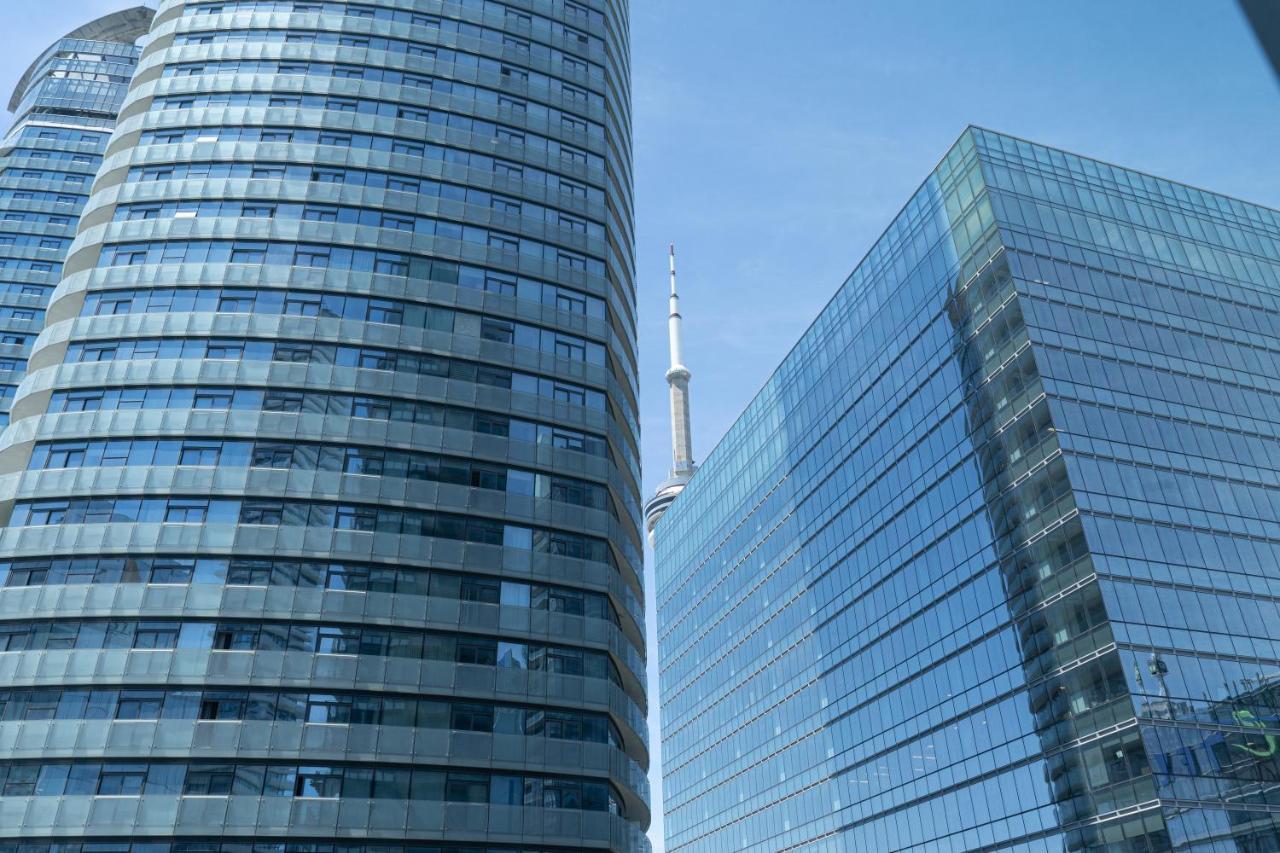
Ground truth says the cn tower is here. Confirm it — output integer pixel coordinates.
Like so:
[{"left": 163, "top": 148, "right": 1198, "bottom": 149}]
[{"left": 645, "top": 245, "right": 697, "bottom": 546}]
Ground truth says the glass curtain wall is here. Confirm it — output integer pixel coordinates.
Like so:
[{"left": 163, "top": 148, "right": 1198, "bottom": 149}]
[{"left": 0, "top": 1, "right": 647, "bottom": 851}]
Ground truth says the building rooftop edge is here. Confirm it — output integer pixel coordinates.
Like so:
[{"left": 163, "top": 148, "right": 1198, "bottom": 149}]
[
  {"left": 670, "top": 125, "right": 1280, "bottom": 516},
  {"left": 8, "top": 6, "right": 155, "bottom": 113}
]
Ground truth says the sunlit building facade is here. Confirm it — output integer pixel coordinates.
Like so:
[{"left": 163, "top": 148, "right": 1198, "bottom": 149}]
[
  {"left": 0, "top": 1, "right": 647, "bottom": 851},
  {"left": 655, "top": 127, "right": 1280, "bottom": 851},
  {"left": 0, "top": 7, "right": 153, "bottom": 427}
]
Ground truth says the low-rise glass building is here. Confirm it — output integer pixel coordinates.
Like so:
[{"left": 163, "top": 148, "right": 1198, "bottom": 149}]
[{"left": 654, "top": 127, "right": 1280, "bottom": 852}]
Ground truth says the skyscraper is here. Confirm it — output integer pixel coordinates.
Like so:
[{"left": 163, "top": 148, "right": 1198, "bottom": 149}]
[
  {"left": 0, "top": 2, "right": 647, "bottom": 852},
  {"left": 1239, "top": 0, "right": 1280, "bottom": 80},
  {"left": 654, "top": 127, "right": 1280, "bottom": 851},
  {"left": 0, "top": 7, "right": 153, "bottom": 427}
]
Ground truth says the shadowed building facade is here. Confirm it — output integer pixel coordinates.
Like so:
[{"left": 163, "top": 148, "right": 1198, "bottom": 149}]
[
  {"left": 0, "top": 1, "right": 648, "bottom": 851},
  {"left": 654, "top": 128, "right": 1280, "bottom": 851},
  {"left": 0, "top": 7, "right": 153, "bottom": 428}
]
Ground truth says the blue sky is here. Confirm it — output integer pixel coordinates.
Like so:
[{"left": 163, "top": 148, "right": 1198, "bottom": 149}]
[{"left": 4, "top": 2, "right": 1278, "bottom": 850}]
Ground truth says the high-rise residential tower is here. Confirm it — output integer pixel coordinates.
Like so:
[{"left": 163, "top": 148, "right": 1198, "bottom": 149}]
[
  {"left": 0, "top": 2, "right": 647, "bottom": 852},
  {"left": 654, "top": 128, "right": 1280, "bottom": 851},
  {"left": 0, "top": 7, "right": 154, "bottom": 427},
  {"left": 1239, "top": 0, "right": 1280, "bottom": 80}
]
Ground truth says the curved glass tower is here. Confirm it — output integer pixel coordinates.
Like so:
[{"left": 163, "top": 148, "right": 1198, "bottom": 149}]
[
  {"left": 0, "top": 1, "right": 647, "bottom": 852},
  {"left": 0, "top": 7, "right": 153, "bottom": 428}
]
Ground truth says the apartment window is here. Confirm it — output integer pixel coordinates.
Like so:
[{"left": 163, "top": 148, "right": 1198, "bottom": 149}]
[
  {"left": 134, "top": 623, "right": 180, "bottom": 649},
  {"left": 178, "top": 444, "right": 221, "bottom": 466},
  {"left": 397, "top": 108, "right": 429, "bottom": 122},
  {"left": 117, "top": 691, "right": 165, "bottom": 720},
  {"left": 480, "top": 319, "right": 515, "bottom": 344},
  {"left": 553, "top": 385, "right": 586, "bottom": 406},
  {"left": 97, "top": 766, "right": 147, "bottom": 796},
  {"left": 229, "top": 245, "right": 266, "bottom": 264},
  {"left": 0, "top": 766, "right": 37, "bottom": 797},
  {"left": 205, "top": 340, "right": 244, "bottom": 359},
  {"left": 197, "top": 692, "right": 246, "bottom": 720},
  {"left": 554, "top": 338, "right": 586, "bottom": 361},
  {"left": 63, "top": 391, "right": 104, "bottom": 412},
  {"left": 336, "top": 507, "right": 377, "bottom": 531},
  {"left": 240, "top": 503, "right": 284, "bottom": 525},
  {"left": 391, "top": 142, "right": 423, "bottom": 156},
  {"left": 274, "top": 344, "right": 312, "bottom": 364},
  {"left": 184, "top": 765, "right": 235, "bottom": 795},
  {"left": 296, "top": 249, "right": 330, "bottom": 268},
  {"left": 150, "top": 560, "right": 195, "bottom": 583},
  {"left": 213, "top": 625, "right": 258, "bottom": 651},
  {"left": 193, "top": 390, "right": 234, "bottom": 409},
  {"left": 218, "top": 292, "right": 255, "bottom": 312},
  {"left": 263, "top": 391, "right": 304, "bottom": 413},
  {"left": 100, "top": 443, "right": 131, "bottom": 467},
  {"left": 295, "top": 767, "right": 342, "bottom": 798},
  {"left": 488, "top": 234, "right": 519, "bottom": 253},
  {"left": 379, "top": 214, "right": 413, "bottom": 232},
  {"left": 252, "top": 445, "right": 295, "bottom": 468},
  {"left": 285, "top": 296, "right": 322, "bottom": 316},
  {"left": 165, "top": 502, "right": 208, "bottom": 524},
  {"left": 492, "top": 197, "right": 521, "bottom": 215},
  {"left": 366, "top": 300, "right": 402, "bottom": 323},
  {"left": 562, "top": 146, "right": 589, "bottom": 169},
  {"left": 344, "top": 450, "right": 383, "bottom": 477},
  {"left": 456, "top": 640, "right": 496, "bottom": 666},
  {"left": 556, "top": 292, "right": 587, "bottom": 314},
  {"left": 46, "top": 443, "right": 87, "bottom": 468}
]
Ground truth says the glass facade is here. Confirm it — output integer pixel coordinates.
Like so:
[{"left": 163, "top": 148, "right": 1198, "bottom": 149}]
[
  {"left": 0, "top": 1, "right": 646, "bottom": 851},
  {"left": 654, "top": 127, "right": 1280, "bottom": 852},
  {"left": 0, "top": 7, "right": 153, "bottom": 427}
]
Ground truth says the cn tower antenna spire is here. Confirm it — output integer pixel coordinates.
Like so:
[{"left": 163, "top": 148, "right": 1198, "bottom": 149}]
[
  {"left": 646, "top": 243, "right": 697, "bottom": 547},
  {"left": 666, "top": 243, "right": 694, "bottom": 476}
]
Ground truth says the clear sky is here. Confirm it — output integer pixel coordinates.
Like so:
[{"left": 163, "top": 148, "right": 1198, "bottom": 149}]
[{"left": 4, "top": 2, "right": 1278, "bottom": 850}]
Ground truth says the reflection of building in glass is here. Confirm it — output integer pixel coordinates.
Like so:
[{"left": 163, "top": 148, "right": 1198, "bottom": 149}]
[
  {"left": 0, "top": 7, "right": 153, "bottom": 427},
  {"left": 0, "top": 1, "right": 648, "bottom": 851},
  {"left": 1146, "top": 669, "right": 1280, "bottom": 848},
  {"left": 653, "top": 127, "right": 1280, "bottom": 851}
]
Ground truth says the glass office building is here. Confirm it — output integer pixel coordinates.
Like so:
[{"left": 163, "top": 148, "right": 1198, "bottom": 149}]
[
  {"left": 0, "top": 1, "right": 647, "bottom": 852},
  {"left": 654, "top": 127, "right": 1280, "bottom": 852},
  {"left": 0, "top": 7, "right": 153, "bottom": 428}
]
